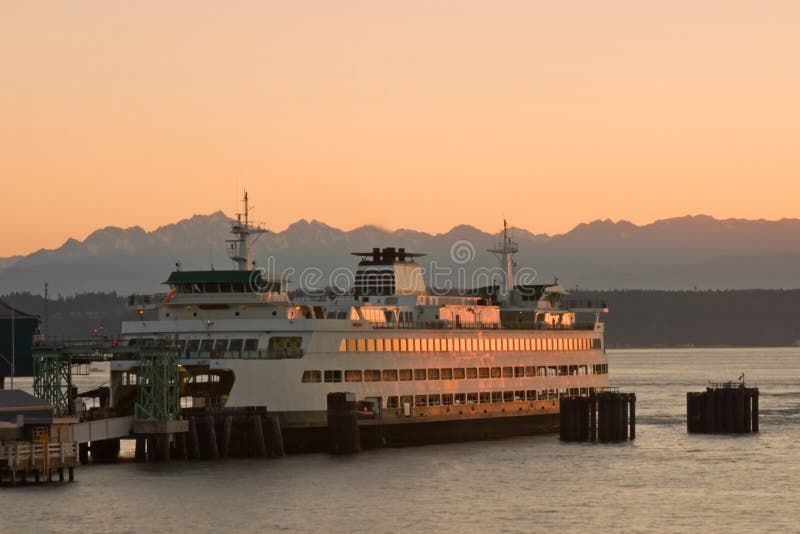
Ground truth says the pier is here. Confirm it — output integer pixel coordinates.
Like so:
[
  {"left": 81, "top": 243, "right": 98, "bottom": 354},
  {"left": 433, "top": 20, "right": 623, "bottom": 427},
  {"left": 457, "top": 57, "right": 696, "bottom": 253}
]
[
  {"left": 559, "top": 390, "right": 636, "bottom": 443},
  {"left": 686, "top": 382, "right": 759, "bottom": 434}
]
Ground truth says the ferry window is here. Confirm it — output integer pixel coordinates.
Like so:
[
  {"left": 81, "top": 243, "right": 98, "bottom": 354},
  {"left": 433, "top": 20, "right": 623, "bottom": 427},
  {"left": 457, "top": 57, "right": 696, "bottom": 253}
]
[
  {"left": 459, "top": 339, "right": 467, "bottom": 351},
  {"left": 513, "top": 339, "right": 520, "bottom": 351},
  {"left": 538, "top": 390, "right": 548, "bottom": 400},
  {"left": 302, "top": 370, "right": 322, "bottom": 383},
  {"left": 492, "top": 391, "right": 503, "bottom": 403},
  {"left": 490, "top": 367, "right": 501, "bottom": 378},
  {"left": 526, "top": 390, "right": 537, "bottom": 401},
  {"left": 392, "top": 339, "right": 400, "bottom": 351},
  {"left": 525, "top": 366, "right": 536, "bottom": 377},
  {"left": 559, "top": 389, "right": 569, "bottom": 399},
  {"left": 490, "top": 339, "right": 497, "bottom": 351},
  {"left": 434, "top": 339, "right": 442, "bottom": 352},
  {"left": 447, "top": 339, "right": 455, "bottom": 351},
  {"left": 367, "top": 339, "right": 376, "bottom": 352},
  {"left": 580, "top": 387, "right": 589, "bottom": 397},
  {"left": 473, "top": 339, "right": 480, "bottom": 351},
  {"left": 569, "top": 365, "right": 578, "bottom": 375},
  {"left": 454, "top": 393, "right": 466, "bottom": 404},
  {"left": 399, "top": 369, "right": 413, "bottom": 381},
  {"left": 453, "top": 368, "right": 465, "bottom": 380},
  {"left": 414, "top": 369, "right": 427, "bottom": 380},
  {"left": 440, "top": 368, "right": 453, "bottom": 380},
  {"left": 466, "top": 368, "right": 478, "bottom": 379},
  {"left": 347, "top": 339, "right": 357, "bottom": 352},
  {"left": 415, "top": 395, "right": 428, "bottom": 407},
  {"left": 579, "top": 365, "right": 588, "bottom": 375},
  {"left": 187, "top": 339, "right": 201, "bottom": 353},
  {"left": 382, "top": 369, "right": 398, "bottom": 381},
  {"left": 514, "top": 391, "right": 524, "bottom": 401},
  {"left": 503, "top": 391, "right": 514, "bottom": 402},
  {"left": 420, "top": 339, "right": 428, "bottom": 352},
  {"left": 442, "top": 394, "right": 454, "bottom": 405},
  {"left": 427, "top": 368, "right": 440, "bottom": 380},
  {"left": 501, "top": 339, "right": 508, "bottom": 351},
  {"left": 536, "top": 366, "right": 546, "bottom": 376},
  {"left": 413, "top": 339, "right": 422, "bottom": 352},
  {"left": 200, "top": 339, "right": 214, "bottom": 353},
  {"left": 400, "top": 339, "right": 408, "bottom": 352},
  {"left": 345, "top": 370, "right": 362, "bottom": 382},
  {"left": 524, "top": 339, "right": 532, "bottom": 351},
  {"left": 375, "top": 339, "right": 384, "bottom": 352},
  {"left": 338, "top": 339, "right": 346, "bottom": 352},
  {"left": 559, "top": 365, "right": 568, "bottom": 376},
  {"left": 548, "top": 366, "right": 557, "bottom": 376},
  {"left": 593, "top": 339, "right": 602, "bottom": 349},
  {"left": 400, "top": 395, "right": 413, "bottom": 408},
  {"left": 357, "top": 338, "right": 367, "bottom": 352},
  {"left": 387, "top": 396, "right": 399, "bottom": 408},
  {"left": 467, "top": 393, "right": 478, "bottom": 404},
  {"left": 502, "top": 367, "right": 513, "bottom": 378},
  {"left": 514, "top": 366, "right": 524, "bottom": 378},
  {"left": 364, "top": 370, "right": 381, "bottom": 382},
  {"left": 536, "top": 339, "right": 543, "bottom": 351},
  {"left": 479, "top": 367, "right": 490, "bottom": 379},
  {"left": 213, "top": 339, "right": 228, "bottom": 353},
  {"left": 244, "top": 339, "right": 259, "bottom": 351},
  {"left": 324, "top": 370, "right": 342, "bottom": 383},
  {"left": 429, "top": 393, "right": 441, "bottom": 405},
  {"left": 479, "top": 392, "right": 491, "bottom": 404}
]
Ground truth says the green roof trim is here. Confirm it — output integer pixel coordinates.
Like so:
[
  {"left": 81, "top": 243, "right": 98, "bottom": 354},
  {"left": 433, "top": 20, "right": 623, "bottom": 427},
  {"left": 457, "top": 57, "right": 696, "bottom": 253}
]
[{"left": 164, "top": 270, "right": 284, "bottom": 285}]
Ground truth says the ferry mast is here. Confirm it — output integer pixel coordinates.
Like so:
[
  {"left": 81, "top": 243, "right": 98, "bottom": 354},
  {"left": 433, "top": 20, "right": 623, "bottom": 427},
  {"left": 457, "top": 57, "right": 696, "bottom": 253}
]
[
  {"left": 487, "top": 220, "right": 518, "bottom": 304},
  {"left": 226, "top": 192, "right": 267, "bottom": 271}
]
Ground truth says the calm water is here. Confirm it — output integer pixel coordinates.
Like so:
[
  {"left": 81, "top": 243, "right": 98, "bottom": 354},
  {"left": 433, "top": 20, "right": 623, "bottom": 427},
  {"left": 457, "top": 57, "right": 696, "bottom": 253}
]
[{"left": 3, "top": 348, "right": 799, "bottom": 533}]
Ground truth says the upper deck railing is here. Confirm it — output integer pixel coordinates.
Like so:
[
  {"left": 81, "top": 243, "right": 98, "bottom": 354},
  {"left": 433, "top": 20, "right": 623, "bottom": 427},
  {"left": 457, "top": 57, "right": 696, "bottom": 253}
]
[{"left": 370, "top": 321, "right": 598, "bottom": 331}]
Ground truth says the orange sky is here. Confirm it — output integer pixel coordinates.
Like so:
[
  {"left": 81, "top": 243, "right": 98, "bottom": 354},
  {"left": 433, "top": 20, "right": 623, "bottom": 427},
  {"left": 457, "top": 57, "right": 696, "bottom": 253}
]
[{"left": 1, "top": 1, "right": 799, "bottom": 257}]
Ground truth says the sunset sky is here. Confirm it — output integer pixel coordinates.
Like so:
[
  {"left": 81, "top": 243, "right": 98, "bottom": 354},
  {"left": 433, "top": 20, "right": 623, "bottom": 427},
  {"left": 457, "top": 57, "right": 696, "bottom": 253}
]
[{"left": 2, "top": 1, "right": 799, "bottom": 257}]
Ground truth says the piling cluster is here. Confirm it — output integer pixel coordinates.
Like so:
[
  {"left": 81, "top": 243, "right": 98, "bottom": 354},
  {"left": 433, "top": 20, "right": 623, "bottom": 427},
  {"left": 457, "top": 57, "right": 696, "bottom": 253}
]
[
  {"left": 560, "top": 391, "right": 636, "bottom": 443},
  {"left": 327, "top": 392, "right": 360, "bottom": 454},
  {"left": 687, "top": 383, "right": 759, "bottom": 434},
  {"left": 135, "top": 407, "right": 284, "bottom": 462}
]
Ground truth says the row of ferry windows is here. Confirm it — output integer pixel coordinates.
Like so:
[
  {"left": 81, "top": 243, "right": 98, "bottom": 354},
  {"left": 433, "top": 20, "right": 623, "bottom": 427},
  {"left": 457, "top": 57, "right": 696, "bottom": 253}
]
[
  {"left": 386, "top": 388, "right": 591, "bottom": 408},
  {"left": 338, "top": 337, "right": 601, "bottom": 353},
  {"left": 301, "top": 364, "right": 609, "bottom": 383}
]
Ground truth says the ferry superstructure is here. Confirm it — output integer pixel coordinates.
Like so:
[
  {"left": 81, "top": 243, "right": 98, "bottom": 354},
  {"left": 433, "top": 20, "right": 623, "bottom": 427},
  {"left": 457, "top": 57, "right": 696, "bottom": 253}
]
[{"left": 113, "top": 195, "right": 608, "bottom": 448}]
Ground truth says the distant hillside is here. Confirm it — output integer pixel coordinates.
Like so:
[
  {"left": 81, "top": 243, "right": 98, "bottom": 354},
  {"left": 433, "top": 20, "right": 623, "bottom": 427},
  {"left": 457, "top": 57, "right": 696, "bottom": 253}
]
[
  {"left": 3, "top": 290, "right": 800, "bottom": 348},
  {"left": 2, "top": 213, "right": 800, "bottom": 295}
]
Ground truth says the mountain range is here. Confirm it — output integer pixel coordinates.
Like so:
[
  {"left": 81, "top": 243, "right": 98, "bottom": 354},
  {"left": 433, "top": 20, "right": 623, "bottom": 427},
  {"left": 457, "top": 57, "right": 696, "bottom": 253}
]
[{"left": 1, "top": 213, "right": 800, "bottom": 295}]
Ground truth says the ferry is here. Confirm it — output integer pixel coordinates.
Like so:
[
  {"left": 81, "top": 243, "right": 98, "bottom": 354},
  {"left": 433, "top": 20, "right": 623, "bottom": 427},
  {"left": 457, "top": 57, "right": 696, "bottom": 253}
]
[{"left": 114, "top": 195, "right": 609, "bottom": 449}]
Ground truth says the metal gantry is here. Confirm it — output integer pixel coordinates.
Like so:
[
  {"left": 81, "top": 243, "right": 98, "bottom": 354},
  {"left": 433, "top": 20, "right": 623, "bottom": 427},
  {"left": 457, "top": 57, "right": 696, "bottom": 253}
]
[
  {"left": 134, "top": 347, "right": 180, "bottom": 421},
  {"left": 33, "top": 350, "right": 73, "bottom": 416}
]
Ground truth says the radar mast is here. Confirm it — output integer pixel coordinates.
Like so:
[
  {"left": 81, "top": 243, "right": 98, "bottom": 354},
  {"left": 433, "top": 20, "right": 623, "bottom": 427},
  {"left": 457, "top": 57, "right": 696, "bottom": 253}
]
[
  {"left": 487, "top": 220, "right": 518, "bottom": 304},
  {"left": 226, "top": 191, "right": 267, "bottom": 270}
]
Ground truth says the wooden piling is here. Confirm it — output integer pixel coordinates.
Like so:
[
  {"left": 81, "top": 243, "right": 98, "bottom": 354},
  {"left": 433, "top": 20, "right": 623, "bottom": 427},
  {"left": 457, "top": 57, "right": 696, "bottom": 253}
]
[
  {"left": 135, "top": 436, "right": 147, "bottom": 463},
  {"left": 751, "top": 390, "right": 759, "bottom": 432},
  {"left": 205, "top": 415, "right": 219, "bottom": 459},
  {"left": 589, "top": 395, "right": 597, "bottom": 442},
  {"left": 222, "top": 416, "right": 233, "bottom": 459},
  {"left": 188, "top": 416, "right": 201, "bottom": 459},
  {"left": 629, "top": 393, "right": 636, "bottom": 440},
  {"left": 252, "top": 416, "right": 267, "bottom": 457},
  {"left": 266, "top": 416, "right": 285, "bottom": 457}
]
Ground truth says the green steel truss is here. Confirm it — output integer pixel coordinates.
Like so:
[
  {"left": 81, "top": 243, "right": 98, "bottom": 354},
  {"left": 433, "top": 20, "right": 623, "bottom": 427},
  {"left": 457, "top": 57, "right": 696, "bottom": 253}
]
[
  {"left": 134, "top": 348, "right": 180, "bottom": 421},
  {"left": 33, "top": 351, "right": 73, "bottom": 416}
]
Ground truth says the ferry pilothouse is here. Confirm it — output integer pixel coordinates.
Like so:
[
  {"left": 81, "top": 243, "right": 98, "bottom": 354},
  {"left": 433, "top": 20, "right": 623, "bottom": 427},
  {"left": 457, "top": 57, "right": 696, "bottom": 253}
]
[{"left": 113, "top": 195, "right": 609, "bottom": 449}]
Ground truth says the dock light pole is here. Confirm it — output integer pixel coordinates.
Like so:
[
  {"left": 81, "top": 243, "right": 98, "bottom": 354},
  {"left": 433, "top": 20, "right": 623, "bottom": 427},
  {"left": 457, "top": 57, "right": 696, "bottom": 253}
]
[{"left": 10, "top": 305, "right": 15, "bottom": 389}]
